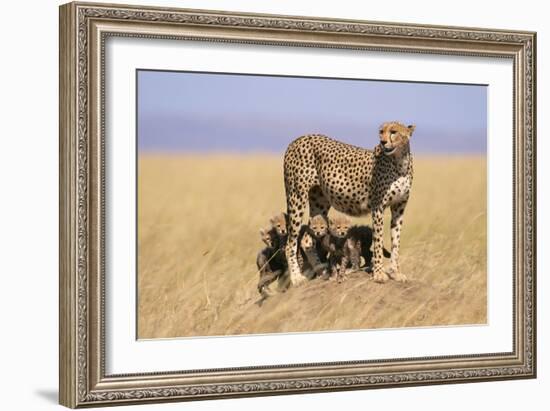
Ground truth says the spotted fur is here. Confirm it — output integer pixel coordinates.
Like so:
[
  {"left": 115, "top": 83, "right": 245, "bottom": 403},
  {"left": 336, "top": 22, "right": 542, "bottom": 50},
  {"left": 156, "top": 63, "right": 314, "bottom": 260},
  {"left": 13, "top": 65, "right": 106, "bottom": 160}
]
[{"left": 283, "top": 121, "right": 415, "bottom": 285}]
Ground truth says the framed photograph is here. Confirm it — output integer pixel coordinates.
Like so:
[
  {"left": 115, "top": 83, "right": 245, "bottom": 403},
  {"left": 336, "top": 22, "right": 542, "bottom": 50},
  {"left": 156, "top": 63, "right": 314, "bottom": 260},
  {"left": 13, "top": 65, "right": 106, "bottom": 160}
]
[{"left": 59, "top": 1, "right": 537, "bottom": 408}]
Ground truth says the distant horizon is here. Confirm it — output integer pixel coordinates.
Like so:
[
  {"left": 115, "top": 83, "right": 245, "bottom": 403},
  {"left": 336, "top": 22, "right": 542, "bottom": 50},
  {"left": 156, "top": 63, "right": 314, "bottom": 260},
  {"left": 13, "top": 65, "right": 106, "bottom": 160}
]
[
  {"left": 137, "top": 149, "right": 488, "bottom": 157},
  {"left": 137, "top": 70, "right": 487, "bottom": 154}
]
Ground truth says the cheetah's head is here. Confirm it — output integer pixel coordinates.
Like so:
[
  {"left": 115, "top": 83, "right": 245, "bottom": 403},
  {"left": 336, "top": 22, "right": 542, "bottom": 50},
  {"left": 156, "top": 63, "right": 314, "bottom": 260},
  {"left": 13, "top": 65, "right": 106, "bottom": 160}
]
[
  {"left": 378, "top": 122, "right": 416, "bottom": 157},
  {"left": 328, "top": 215, "right": 352, "bottom": 238},
  {"left": 270, "top": 212, "right": 288, "bottom": 237},
  {"left": 260, "top": 227, "right": 275, "bottom": 247},
  {"left": 309, "top": 214, "right": 328, "bottom": 238}
]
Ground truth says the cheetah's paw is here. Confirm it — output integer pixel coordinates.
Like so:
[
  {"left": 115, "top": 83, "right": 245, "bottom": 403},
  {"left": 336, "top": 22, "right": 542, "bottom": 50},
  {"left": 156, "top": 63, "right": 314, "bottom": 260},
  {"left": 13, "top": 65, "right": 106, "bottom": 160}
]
[
  {"left": 389, "top": 271, "right": 408, "bottom": 282},
  {"left": 386, "top": 267, "right": 408, "bottom": 282},
  {"left": 373, "top": 271, "right": 389, "bottom": 283},
  {"left": 290, "top": 273, "right": 308, "bottom": 287}
]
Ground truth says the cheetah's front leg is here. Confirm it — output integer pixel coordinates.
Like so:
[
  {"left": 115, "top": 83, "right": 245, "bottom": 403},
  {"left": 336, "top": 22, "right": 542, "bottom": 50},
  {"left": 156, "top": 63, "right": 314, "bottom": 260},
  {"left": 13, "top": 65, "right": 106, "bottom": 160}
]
[
  {"left": 372, "top": 207, "right": 389, "bottom": 283},
  {"left": 388, "top": 201, "right": 408, "bottom": 282},
  {"left": 285, "top": 205, "right": 308, "bottom": 286},
  {"left": 286, "top": 238, "right": 307, "bottom": 286}
]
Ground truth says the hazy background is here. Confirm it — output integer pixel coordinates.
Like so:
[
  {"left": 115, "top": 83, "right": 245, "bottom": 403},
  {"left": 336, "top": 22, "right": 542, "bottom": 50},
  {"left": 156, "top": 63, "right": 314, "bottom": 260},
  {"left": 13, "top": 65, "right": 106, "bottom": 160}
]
[
  {"left": 137, "top": 70, "right": 488, "bottom": 338},
  {"left": 137, "top": 70, "right": 487, "bottom": 154}
]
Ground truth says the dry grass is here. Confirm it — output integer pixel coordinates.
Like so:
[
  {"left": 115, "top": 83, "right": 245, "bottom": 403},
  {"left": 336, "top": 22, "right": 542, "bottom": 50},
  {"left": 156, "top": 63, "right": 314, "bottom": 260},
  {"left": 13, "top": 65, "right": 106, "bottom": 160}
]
[{"left": 137, "top": 154, "right": 486, "bottom": 338}]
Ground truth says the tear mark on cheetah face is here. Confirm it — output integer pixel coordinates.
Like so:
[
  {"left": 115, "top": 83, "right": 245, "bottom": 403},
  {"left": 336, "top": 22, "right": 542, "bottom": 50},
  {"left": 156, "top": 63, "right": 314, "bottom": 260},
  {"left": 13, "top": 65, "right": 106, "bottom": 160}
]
[{"left": 377, "top": 122, "right": 416, "bottom": 157}]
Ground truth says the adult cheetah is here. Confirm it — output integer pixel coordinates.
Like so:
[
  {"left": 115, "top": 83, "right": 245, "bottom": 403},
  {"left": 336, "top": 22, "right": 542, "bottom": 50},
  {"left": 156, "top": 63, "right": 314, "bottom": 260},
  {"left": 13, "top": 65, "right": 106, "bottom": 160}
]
[{"left": 283, "top": 121, "right": 415, "bottom": 285}]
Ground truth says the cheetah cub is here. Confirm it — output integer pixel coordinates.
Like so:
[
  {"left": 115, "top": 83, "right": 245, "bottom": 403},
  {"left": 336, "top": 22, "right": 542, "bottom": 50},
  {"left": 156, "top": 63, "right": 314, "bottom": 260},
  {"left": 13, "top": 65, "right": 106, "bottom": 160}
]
[
  {"left": 309, "top": 214, "right": 330, "bottom": 240},
  {"left": 322, "top": 216, "right": 391, "bottom": 282},
  {"left": 259, "top": 226, "right": 276, "bottom": 248},
  {"left": 345, "top": 225, "right": 391, "bottom": 273},
  {"left": 321, "top": 215, "right": 353, "bottom": 283},
  {"left": 256, "top": 226, "right": 287, "bottom": 297},
  {"left": 269, "top": 212, "right": 288, "bottom": 237},
  {"left": 256, "top": 213, "right": 288, "bottom": 297},
  {"left": 297, "top": 215, "right": 329, "bottom": 279}
]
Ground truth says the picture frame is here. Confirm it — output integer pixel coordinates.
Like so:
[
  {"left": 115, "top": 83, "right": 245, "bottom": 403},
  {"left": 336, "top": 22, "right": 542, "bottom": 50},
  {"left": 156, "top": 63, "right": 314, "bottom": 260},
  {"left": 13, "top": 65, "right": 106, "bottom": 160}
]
[{"left": 59, "top": 1, "right": 536, "bottom": 408}]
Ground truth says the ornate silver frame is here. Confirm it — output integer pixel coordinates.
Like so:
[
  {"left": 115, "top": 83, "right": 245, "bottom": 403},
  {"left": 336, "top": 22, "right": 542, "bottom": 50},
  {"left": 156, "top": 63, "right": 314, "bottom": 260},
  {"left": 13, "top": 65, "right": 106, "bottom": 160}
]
[{"left": 59, "top": 1, "right": 536, "bottom": 408}]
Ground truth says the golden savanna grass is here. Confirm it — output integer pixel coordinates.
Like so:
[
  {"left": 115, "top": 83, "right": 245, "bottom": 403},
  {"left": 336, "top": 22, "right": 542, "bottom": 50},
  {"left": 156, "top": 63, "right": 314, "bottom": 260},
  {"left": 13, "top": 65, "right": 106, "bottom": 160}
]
[{"left": 137, "top": 154, "right": 486, "bottom": 338}]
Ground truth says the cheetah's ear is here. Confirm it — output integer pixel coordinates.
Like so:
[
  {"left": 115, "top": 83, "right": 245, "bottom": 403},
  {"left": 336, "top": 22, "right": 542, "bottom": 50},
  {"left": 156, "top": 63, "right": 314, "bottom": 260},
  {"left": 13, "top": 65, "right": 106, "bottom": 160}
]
[
  {"left": 259, "top": 228, "right": 266, "bottom": 236},
  {"left": 374, "top": 144, "right": 383, "bottom": 156},
  {"left": 407, "top": 124, "right": 416, "bottom": 136}
]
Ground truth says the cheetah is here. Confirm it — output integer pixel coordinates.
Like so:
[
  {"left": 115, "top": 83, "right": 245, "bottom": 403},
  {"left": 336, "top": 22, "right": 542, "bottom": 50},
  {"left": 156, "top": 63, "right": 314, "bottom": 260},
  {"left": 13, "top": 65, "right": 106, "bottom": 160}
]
[
  {"left": 295, "top": 230, "right": 315, "bottom": 279},
  {"left": 296, "top": 215, "right": 329, "bottom": 278},
  {"left": 256, "top": 227, "right": 287, "bottom": 297},
  {"left": 256, "top": 213, "right": 288, "bottom": 296},
  {"left": 321, "top": 215, "right": 391, "bottom": 280},
  {"left": 308, "top": 214, "right": 330, "bottom": 239},
  {"left": 283, "top": 121, "right": 415, "bottom": 285},
  {"left": 260, "top": 226, "right": 277, "bottom": 248},
  {"left": 269, "top": 212, "right": 288, "bottom": 237},
  {"left": 321, "top": 215, "right": 352, "bottom": 282}
]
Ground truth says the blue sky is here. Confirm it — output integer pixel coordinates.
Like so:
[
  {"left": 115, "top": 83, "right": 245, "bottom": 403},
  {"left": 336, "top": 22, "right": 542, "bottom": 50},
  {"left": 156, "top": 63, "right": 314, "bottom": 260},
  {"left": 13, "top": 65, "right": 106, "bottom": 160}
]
[{"left": 137, "top": 70, "right": 487, "bottom": 154}]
